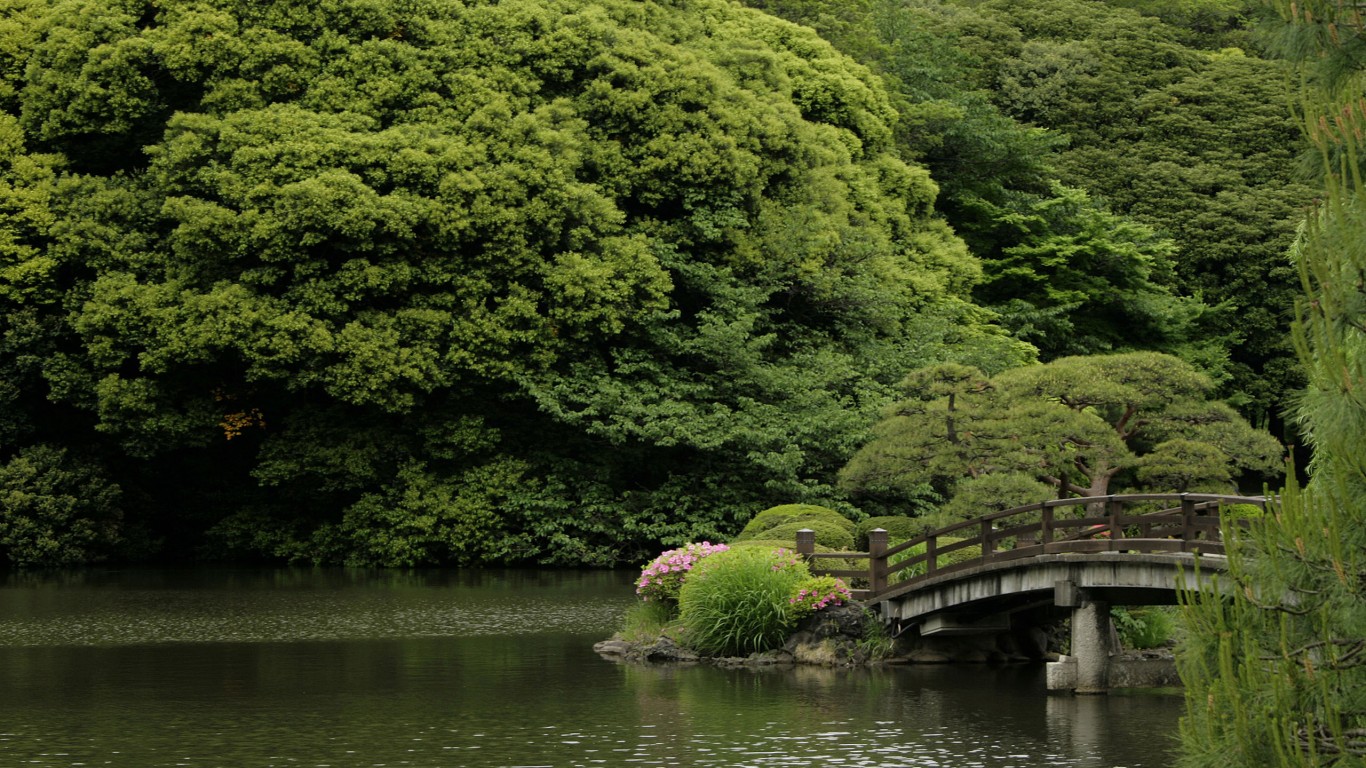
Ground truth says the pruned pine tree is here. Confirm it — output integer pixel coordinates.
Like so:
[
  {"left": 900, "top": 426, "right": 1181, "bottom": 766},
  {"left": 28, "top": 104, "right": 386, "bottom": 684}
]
[
  {"left": 838, "top": 352, "right": 1282, "bottom": 510},
  {"left": 1177, "top": 2, "right": 1366, "bottom": 765}
]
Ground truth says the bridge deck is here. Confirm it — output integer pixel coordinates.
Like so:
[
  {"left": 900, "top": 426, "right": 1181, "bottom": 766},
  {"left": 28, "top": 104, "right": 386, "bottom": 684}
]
[
  {"left": 796, "top": 493, "right": 1262, "bottom": 607},
  {"left": 879, "top": 551, "right": 1227, "bottom": 623}
]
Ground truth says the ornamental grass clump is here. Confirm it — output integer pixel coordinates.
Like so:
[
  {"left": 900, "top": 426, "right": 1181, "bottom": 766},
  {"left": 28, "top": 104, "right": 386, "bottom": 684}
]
[
  {"left": 635, "top": 542, "right": 729, "bottom": 605},
  {"left": 677, "top": 546, "right": 810, "bottom": 656},
  {"left": 789, "top": 575, "right": 853, "bottom": 619}
]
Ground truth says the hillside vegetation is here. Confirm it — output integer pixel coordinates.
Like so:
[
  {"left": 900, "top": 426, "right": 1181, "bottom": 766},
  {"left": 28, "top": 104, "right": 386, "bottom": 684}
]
[{"left": 0, "top": 0, "right": 1299, "bottom": 567}]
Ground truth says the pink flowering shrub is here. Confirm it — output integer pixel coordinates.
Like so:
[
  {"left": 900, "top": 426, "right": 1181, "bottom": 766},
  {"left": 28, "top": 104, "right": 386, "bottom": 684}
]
[
  {"left": 768, "top": 547, "right": 803, "bottom": 572},
  {"left": 789, "top": 575, "right": 852, "bottom": 619},
  {"left": 635, "top": 542, "right": 730, "bottom": 604}
]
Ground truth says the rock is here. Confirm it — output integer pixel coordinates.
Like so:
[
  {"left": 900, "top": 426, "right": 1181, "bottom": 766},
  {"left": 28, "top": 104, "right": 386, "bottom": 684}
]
[
  {"left": 640, "top": 636, "right": 699, "bottom": 664},
  {"left": 593, "top": 640, "right": 633, "bottom": 657},
  {"left": 783, "top": 630, "right": 815, "bottom": 654},
  {"left": 713, "top": 650, "right": 795, "bottom": 668},
  {"left": 798, "top": 603, "right": 868, "bottom": 640}
]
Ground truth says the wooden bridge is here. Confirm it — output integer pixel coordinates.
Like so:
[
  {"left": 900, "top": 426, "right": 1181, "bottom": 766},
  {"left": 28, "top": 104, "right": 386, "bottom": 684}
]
[{"left": 794, "top": 493, "right": 1266, "bottom": 693}]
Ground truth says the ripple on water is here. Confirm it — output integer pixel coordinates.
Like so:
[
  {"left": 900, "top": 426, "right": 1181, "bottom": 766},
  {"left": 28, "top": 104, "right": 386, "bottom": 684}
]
[
  {"left": 0, "top": 580, "right": 632, "bottom": 647},
  {"left": 425, "top": 720, "right": 1089, "bottom": 768}
]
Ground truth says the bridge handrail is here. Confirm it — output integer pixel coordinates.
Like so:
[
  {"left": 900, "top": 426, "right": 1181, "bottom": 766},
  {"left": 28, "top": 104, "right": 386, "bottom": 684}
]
[{"left": 794, "top": 492, "right": 1269, "bottom": 601}]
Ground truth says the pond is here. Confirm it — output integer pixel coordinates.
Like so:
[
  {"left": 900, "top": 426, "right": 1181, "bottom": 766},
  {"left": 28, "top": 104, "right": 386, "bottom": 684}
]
[{"left": 0, "top": 568, "right": 1184, "bottom": 767}]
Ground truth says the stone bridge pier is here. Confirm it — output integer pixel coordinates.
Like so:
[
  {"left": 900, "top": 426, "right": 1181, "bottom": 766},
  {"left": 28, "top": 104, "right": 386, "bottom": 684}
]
[{"left": 1047, "top": 583, "right": 1117, "bottom": 695}]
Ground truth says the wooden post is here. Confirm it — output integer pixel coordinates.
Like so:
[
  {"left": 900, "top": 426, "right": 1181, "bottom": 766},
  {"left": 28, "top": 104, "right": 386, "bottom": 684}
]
[
  {"left": 1041, "top": 503, "right": 1054, "bottom": 546},
  {"left": 925, "top": 535, "right": 938, "bottom": 576},
  {"left": 795, "top": 528, "right": 815, "bottom": 561},
  {"left": 1181, "top": 495, "right": 1197, "bottom": 548},
  {"left": 867, "top": 528, "right": 888, "bottom": 597},
  {"left": 1107, "top": 496, "right": 1122, "bottom": 545},
  {"left": 980, "top": 517, "right": 993, "bottom": 557}
]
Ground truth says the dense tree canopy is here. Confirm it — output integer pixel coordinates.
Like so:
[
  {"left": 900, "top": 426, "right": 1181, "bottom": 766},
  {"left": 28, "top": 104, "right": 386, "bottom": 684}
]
[
  {"left": 0, "top": 0, "right": 1312, "bottom": 569},
  {"left": 969, "top": 0, "right": 1316, "bottom": 424},
  {"left": 0, "top": 0, "right": 1027, "bottom": 566},
  {"left": 748, "top": 0, "right": 1314, "bottom": 429},
  {"left": 744, "top": 0, "right": 1207, "bottom": 361}
]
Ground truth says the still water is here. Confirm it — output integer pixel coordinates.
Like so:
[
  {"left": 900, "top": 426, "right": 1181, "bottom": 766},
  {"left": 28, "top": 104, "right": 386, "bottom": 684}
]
[{"left": 0, "top": 568, "right": 1183, "bottom": 767}]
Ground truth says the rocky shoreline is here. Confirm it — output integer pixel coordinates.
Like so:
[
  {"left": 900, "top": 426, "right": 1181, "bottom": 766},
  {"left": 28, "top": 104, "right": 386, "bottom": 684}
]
[{"left": 595, "top": 603, "right": 1077, "bottom": 669}]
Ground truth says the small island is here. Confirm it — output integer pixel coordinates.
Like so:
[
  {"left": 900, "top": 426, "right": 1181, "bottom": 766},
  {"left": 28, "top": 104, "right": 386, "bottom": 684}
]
[{"left": 596, "top": 503, "right": 1183, "bottom": 691}]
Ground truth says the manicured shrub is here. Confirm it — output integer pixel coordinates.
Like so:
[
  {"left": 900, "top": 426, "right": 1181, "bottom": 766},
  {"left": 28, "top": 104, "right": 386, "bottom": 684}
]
[
  {"left": 730, "top": 539, "right": 854, "bottom": 573},
  {"left": 741, "top": 519, "right": 855, "bottom": 550},
  {"left": 854, "top": 516, "right": 933, "bottom": 549},
  {"left": 1219, "top": 503, "right": 1264, "bottom": 526},
  {"left": 736, "top": 504, "right": 855, "bottom": 540},
  {"left": 886, "top": 537, "right": 982, "bottom": 583},
  {"left": 635, "top": 542, "right": 729, "bottom": 605},
  {"left": 789, "top": 575, "right": 853, "bottom": 619},
  {"left": 678, "top": 546, "right": 810, "bottom": 656}
]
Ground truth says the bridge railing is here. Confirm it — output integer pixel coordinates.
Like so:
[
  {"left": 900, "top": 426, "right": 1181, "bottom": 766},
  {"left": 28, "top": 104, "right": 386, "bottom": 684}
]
[{"left": 794, "top": 493, "right": 1268, "bottom": 602}]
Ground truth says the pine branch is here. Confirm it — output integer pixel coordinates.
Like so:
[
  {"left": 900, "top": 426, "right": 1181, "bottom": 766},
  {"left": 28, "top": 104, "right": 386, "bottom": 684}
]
[
  {"left": 1261, "top": 638, "right": 1366, "bottom": 671},
  {"left": 1294, "top": 725, "right": 1366, "bottom": 759}
]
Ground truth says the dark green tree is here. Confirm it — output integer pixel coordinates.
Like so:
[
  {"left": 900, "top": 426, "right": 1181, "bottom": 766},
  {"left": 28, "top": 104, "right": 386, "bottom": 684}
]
[
  {"left": 743, "top": 0, "right": 1203, "bottom": 361},
  {"left": 967, "top": 0, "right": 1316, "bottom": 425}
]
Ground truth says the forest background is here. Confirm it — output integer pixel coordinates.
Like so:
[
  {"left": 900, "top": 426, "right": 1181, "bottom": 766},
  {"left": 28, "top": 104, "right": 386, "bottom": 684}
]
[{"left": 0, "top": 0, "right": 1311, "bottom": 568}]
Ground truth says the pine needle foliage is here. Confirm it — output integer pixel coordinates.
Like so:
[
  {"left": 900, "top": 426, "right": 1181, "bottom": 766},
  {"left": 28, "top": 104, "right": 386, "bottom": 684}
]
[{"left": 1177, "top": 4, "right": 1366, "bottom": 765}]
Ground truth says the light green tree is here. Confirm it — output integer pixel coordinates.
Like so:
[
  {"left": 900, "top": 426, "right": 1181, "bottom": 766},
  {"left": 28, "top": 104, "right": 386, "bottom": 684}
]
[{"left": 1, "top": 0, "right": 1016, "bottom": 565}]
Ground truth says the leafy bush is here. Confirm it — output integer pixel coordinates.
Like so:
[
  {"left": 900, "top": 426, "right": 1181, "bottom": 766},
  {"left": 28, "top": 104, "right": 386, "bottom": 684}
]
[
  {"left": 0, "top": 446, "right": 125, "bottom": 567},
  {"left": 635, "top": 541, "right": 730, "bottom": 604},
  {"left": 1219, "top": 503, "right": 1264, "bottom": 527},
  {"left": 886, "top": 537, "right": 982, "bottom": 583},
  {"left": 736, "top": 504, "right": 855, "bottom": 540},
  {"left": 729, "top": 539, "right": 855, "bottom": 573},
  {"left": 678, "top": 546, "right": 810, "bottom": 656},
  {"left": 789, "top": 575, "right": 853, "bottom": 619},
  {"left": 740, "top": 519, "right": 855, "bottom": 550},
  {"left": 1112, "top": 606, "right": 1175, "bottom": 649},
  {"left": 854, "top": 516, "right": 933, "bottom": 549}
]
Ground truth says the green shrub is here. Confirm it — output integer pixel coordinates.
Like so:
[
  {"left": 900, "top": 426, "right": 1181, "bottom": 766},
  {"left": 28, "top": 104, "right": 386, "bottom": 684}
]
[
  {"left": 678, "top": 546, "right": 810, "bottom": 656},
  {"left": 0, "top": 445, "right": 125, "bottom": 567},
  {"left": 736, "top": 504, "right": 855, "bottom": 540},
  {"left": 854, "top": 516, "right": 933, "bottom": 549},
  {"left": 886, "top": 537, "right": 982, "bottom": 583},
  {"left": 1112, "top": 606, "right": 1175, "bottom": 649},
  {"left": 1219, "top": 503, "right": 1264, "bottom": 526},
  {"left": 743, "top": 519, "right": 855, "bottom": 551},
  {"left": 617, "top": 599, "right": 677, "bottom": 644},
  {"left": 858, "top": 609, "right": 895, "bottom": 660},
  {"left": 788, "top": 575, "right": 853, "bottom": 619},
  {"left": 729, "top": 539, "right": 855, "bottom": 573}
]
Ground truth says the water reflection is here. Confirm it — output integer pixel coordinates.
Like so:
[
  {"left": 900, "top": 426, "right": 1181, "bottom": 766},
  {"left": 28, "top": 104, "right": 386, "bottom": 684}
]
[{"left": 0, "top": 568, "right": 1182, "bottom": 768}]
